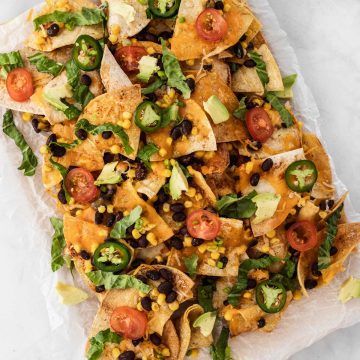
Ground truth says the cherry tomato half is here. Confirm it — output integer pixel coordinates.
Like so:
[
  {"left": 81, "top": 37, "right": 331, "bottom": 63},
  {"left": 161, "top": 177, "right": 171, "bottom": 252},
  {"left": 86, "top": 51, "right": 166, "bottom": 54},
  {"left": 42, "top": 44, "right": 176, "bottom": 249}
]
[
  {"left": 6, "top": 68, "right": 34, "bottom": 102},
  {"left": 115, "top": 46, "right": 147, "bottom": 73},
  {"left": 110, "top": 306, "right": 148, "bottom": 340},
  {"left": 64, "top": 168, "right": 99, "bottom": 204},
  {"left": 286, "top": 220, "right": 317, "bottom": 252},
  {"left": 195, "top": 9, "right": 228, "bottom": 42},
  {"left": 186, "top": 209, "right": 221, "bottom": 241},
  {"left": 245, "top": 107, "right": 274, "bottom": 143}
]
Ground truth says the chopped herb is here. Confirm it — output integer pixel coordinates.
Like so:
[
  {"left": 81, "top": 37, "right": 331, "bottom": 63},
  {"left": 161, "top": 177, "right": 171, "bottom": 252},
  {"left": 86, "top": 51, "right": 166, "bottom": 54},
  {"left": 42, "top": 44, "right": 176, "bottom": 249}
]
[
  {"left": 198, "top": 281, "right": 215, "bottom": 312},
  {"left": 28, "top": 53, "right": 64, "bottom": 77}
]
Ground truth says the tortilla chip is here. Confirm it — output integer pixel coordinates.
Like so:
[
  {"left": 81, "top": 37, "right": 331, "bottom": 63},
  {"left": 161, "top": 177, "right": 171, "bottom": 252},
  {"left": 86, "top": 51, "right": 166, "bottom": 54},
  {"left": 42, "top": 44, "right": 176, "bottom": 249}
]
[
  {"left": 171, "top": 0, "right": 254, "bottom": 61},
  {"left": 80, "top": 85, "right": 142, "bottom": 159},
  {"left": 206, "top": 172, "right": 236, "bottom": 198},
  {"left": 100, "top": 46, "right": 132, "bottom": 92},
  {"left": 303, "top": 133, "right": 335, "bottom": 199},
  {"left": 231, "top": 44, "right": 284, "bottom": 94},
  {"left": 189, "top": 167, "right": 217, "bottom": 206},
  {"left": 27, "top": 0, "right": 104, "bottom": 52},
  {"left": 191, "top": 72, "right": 249, "bottom": 143},
  {"left": 147, "top": 99, "right": 217, "bottom": 161},
  {"left": 298, "top": 223, "right": 360, "bottom": 296},
  {"left": 107, "top": 0, "right": 151, "bottom": 39},
  {"left": 113, "top": 180, "right": 174, "bottom": 244},
  {"left": 242, "top": 12, "right": 262, "bottom": 44},
  {"left": 162, "top": 320, "right": 181, "bottom": 360},
  {"left": 201, "top": 143, "right": 230, "bottom": 175}
]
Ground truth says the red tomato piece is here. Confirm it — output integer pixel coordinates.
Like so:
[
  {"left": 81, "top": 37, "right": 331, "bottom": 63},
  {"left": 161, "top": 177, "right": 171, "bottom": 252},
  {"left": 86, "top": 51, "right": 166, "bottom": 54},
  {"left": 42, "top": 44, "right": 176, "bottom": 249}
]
[
  {"left": 195, "top": 9, "right": 228, "bottom": 42},
  {"left": 186, "top": 209, "right": 221, "bottom": 241},
  {"left": 110, "top": 306, "right": 148, "bottom": 340},
  {"left": 6, "top": 68, "right": 34, "bottom": 102},
  {"left": 64, "top": 168, "right": 99, "bottom": 204},
  {"left": 245, "top": 107, "right": 274, "bottom": 143},
  {"left": 286, "top": 221, "right": 318, "bottom": 252},
  {"left": 114, "top": 46, "right": 148, "bottom": 73}
]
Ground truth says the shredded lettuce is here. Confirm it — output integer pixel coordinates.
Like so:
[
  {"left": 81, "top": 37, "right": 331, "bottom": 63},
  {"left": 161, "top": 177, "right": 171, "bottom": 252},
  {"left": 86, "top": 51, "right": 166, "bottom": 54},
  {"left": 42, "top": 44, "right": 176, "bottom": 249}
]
[
  {"left": 0, "top": 51, "right": 24, "bottom": 79},
  {"left": 184, "top": 254, "right": 198, "bottom": 278},
  {"left": 273, "top": 74, "right": 297, "bottom": 98},
  {"left": 216, "top": 191, "right": 257, "bottom": 219},
  {"left": 87, "top": 329, "right": 121, "bottom": 360},
  {"left": 110, "top": 206, "right": 143, "bottom": 239},
  {"left": 28, "top": 53, "right": 64, "bottom": 77},
  {"left": 248, "top": 51, "right": 269, "bottom": 87},
  {"left": 49, "top": 157, "right": 70, "bottom": 203},
  {"left": 137, "top": 143, "right": 159, "bottom": 168},
  {"left": 50, "top": 217, "right": 66, "bottom": 272},
  {"left": 210, "top": 327, "right": 232, "bottom": 360},
  {"left": 266, "top": 93, "right": 294, "bottom": 128},
  {"left": 233, "top": 97, "right": 247, "bottom": 121}
]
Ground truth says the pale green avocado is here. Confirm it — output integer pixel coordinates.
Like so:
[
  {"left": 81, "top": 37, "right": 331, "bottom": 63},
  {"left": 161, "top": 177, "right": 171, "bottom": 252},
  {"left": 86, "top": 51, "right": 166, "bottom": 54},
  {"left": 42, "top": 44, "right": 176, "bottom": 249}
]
[
  {"left": 111, "top": 0, "right": 136, "bottom": 24},
  {"left": 137, "top": 55, "right": 160, "bottom": 82},
  {"left": 55, "top": 282, "right": 88, "bottom": 305},
  {"left": 273, "top": 74, "right": 297, "bottom": 99},
  {"left": 203, "top": 95, "right": 230, "bottom": 124},
  {"left": 169, "top": 161, "right": 188, "bottom": 200},
  {"left": 338, "top": 276, "right": 360, "bottom": 303},
  {"left": 94, "top": 162, "right": 122, "bottom": 186},
  {"left": 252, "top": 192, "right": 281, "bottom": 224},
  {"left": 193, "top": 311, "right": 217, "bottom": 337},
  {"left": 43, "top": 81, "right": 73, "bottom": 112}
]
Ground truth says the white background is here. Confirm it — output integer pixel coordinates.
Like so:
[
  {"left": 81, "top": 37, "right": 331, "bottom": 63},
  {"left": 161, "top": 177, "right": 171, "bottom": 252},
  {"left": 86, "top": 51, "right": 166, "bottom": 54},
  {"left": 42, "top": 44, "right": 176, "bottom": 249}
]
[{"left": 0, "top": 0, "right": 359, "bottom": 359}]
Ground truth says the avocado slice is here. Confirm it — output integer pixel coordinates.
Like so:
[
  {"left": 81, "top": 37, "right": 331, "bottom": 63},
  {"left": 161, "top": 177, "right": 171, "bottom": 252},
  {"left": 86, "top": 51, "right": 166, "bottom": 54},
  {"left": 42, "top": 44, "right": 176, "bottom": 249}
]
[
  {"left": 339, "top": 276, "right": 360, "bottom": 303},
  {"left": 94, "top": 161, "right": 122, "bottom": 185},
  {"left": 252, "top": 192, "right": 281, "bottom": 224},
  {"left": 203, "top": 95, "right": 230, "bottom": 124},
  {"left": 137, "top": 55, "right": 160, "bottom": 83},
  {"left": 43, "top": 79, "right": 73, "bottom": 112},
  {"left": 169, "top": 161, "right": 188, "bottom": 200},
  {"left": 55, "top": 282, "right": 89, "bottom": 305},
  {"left": 193, "top": 311, "right": 217, "bottom": 337}
]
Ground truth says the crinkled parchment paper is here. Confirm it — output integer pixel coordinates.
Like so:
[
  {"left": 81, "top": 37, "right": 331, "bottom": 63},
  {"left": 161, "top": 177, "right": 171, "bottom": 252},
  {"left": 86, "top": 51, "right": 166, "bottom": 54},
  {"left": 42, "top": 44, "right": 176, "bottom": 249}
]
[{"left": 0, "top": 1, "right": 359, "bottom": 359}]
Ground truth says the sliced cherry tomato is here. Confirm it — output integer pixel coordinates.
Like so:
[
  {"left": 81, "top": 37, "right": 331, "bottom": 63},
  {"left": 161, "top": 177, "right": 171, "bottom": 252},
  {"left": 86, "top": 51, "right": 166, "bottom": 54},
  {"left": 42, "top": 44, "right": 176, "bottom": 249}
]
[
  {"left": 6, "top": 68, "right": 34, "bottom": 102},
  {"left": 64, "top": 168, "right": 99, "bottom": 204},
  {"left": 115, "top": 46, "right": 147, "bottom": 73},
  {"left": 186, "top": 209, "right": 221, "bottom": 241},
  {"left": 245, "top": 107, "right": 274, "bottom": 143},
  {"left": 195, "top": 9, "right": 228, "bottom": 42},
  {"left": 110, "top": 306, "right": 148, "bottom": 340},
  {"left": 286, "top": 220, "right": 317, "bottom": 252}
]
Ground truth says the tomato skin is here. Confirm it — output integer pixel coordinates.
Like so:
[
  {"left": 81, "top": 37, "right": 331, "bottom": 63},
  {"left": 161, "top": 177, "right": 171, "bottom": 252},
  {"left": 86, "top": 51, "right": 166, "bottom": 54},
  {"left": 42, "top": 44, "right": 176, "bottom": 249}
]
[
  {"left": 115, "top": 46, "right": 148, "bottom": 73},
  {"left": 195, "top": 9, "right": 228, "bottom": 42},
  {"left": 286, "top": 220, "right": 317, "bottom": 252},
  {"left": 186, "top": 209, "right": 221, "bottom": 241},
  {"left": 6, "top": 68, "right": 34, "bottom": 102},
  {"left": 64, "top": 168, "right": 99, "bottom": 204},
  {"left": 245, "top": 107, "right": 274, "bottom": 143},
  {"left": 110, "top": 306, "right": 148, "bottom": 340}
]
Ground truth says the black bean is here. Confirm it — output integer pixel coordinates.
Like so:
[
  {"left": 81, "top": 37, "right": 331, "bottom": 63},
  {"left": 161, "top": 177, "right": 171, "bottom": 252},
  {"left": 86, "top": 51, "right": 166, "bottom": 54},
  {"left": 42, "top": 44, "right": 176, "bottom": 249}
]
[
  {"left": 233, "top": 42, "right": 244, "bottom": 59},
  {"left": 185, "top": 78, "right": 196, "bottom": 92},
  {"left": 102, "top": 131, "right": 112, "bottom": 139},
  {"left": 181, "top": 120, "right": 193, "bottom": 135},
  {"left": 130, "top": 258, "right": 144, "bottom": 269},
  {"left": 246, "top": 278, "right": 257, "bottom": 289},
  {"left": 311, "top": 263, "right": 321, "bottom": 277},
  {"left": 80, "top": 74, "right": 92, "bottom": 86},
  {"left": 192, "top": 238, "right": 204, "bottom": 247},
  {"left": 238, "top": 155, "right": 251, "bottom": 165},
  {"left": 319, "top": 200, "right": 327, "bottom": 211},
  {"left": 57, "top": 188, "right": 67, "bottom": 204},
  {"left": 149, "top": 333, "right": 162, "bottom": 346},
  {"left": 172, "top": 212, "right": 186, "bottom": 222},
  {"left": 46, "top": 133, "right": 57, "bottom": 146},
  {"left": 135, "top": 163, "right": 148, "bottom": 181},
  {"left": 105, "top": 237, "right": 117, "bottom": 242},
  {"left": 285, "top": 222, "right": 295, "bottom": 230},
  {"left": 138, "top": 235, "right": 149, "bottom": 248},
  {"left": 95, "top": 285, "right": 105, "bottom": 293},
  {"left": 47, "top": 23, "right": 60, "bottom": 37},
  {"left": 144, "top": 32, "right": 158, "bottom": 43},
  {"left": 157, "top": 189, "right": 169, "bottom": 204},
  {"left": 304, "top": 279, "right": 318, "bottom": 289},
  {"left": 31, "top": 118, "right": 41, "bottom": 133},
  {"left": 219, "top": 256, "right": 228, "bottom": 268},
  {"left": 248, "top": 239, "right": 259, "bottom": 248},
  {"left": 75, "top": 128, "right": 88, "bottom": 140},
  {"left": 79, "top": 250, "right": 91, "bottom": 260},
  {"left": 127, "top": 224, "right": 135, "bottom": 235},
  {"left": 166, "top": 291, "right": 177, "bottom": 303},
  {"left": 330, "top": 246, "right": 338, "bottom": 256},
  {"left": 204, "top": 206, "right": 217, "bottom": 214},
  {"left": 214, "top": 1, "right": 224, "bottom": 10},
  {"left": 119, "top": 351, "right": 136, "bottom": 360},
  {"left": 141, "top": 296, "right": 152, "bottom": 311},
  {"left": 158, "top": 31, "right": 173, "bottom": 40},
  {"left": 240, "top": 34, "right": 247, "bottom": 42},
  {"left": 327, "top": 199, "right": 335, "bottom": 209},
  {"left": 129, "top": 239, "right": 139, "bottom": 249},
  {"left": 94, "top": 211, "right": 104, "bottom": 225},
  {"left": 170, "top": 126, "right": 182, "bottom": 140},
  {"left": 103, "top": 152, "right": 115, "bottom": 164},
  {"left": 101, "top": 187, "right": 116, "bottom": 201},
  {"left": 49, "top": 143, "right": 66, "bottom": 157},
  {"left": 146, "top": 92, "right": 157, "bottom": 102},
  {"left": 246, "top": 101, "right": 256, "bottom": 110},
  {"left": 247, "top": 141, "right": 262, "bottom": 152},
  {"left": 136, "top": 275, "right": 148, "bottom": 284},
  {"left": 132, "top": 337, "right": 144, "bottom": 346},
  {"left": 244, "top": 59, "right": 256, "bottom": 68},
  {"left": 158, "top": 281, "right": 173, "bottom": 295},
  {"left": 146, "top": 270, "right": 161, "bottom": 281},
  {"left": 169, "top": 236, "right": 184, "bottom": 250},
  {"left": 250, "top": 173, "right": 260, "bottom": 186},
  {"left": 257, "top": 317, "right": 266, "bottom": 328},
  {"left": 159, "top": 268, "right": 173, "bottom": 281},
  {"left": 261, "top": 158, "right": 273, "bottom": 172},
  {"left": 170, "top": 203, "right": 185, "bottom": 213},
  {"left": 203, "top": 64, "right": 213, "bottom": 71},
  {"left": 247, "top": 42, "right": 255, "bottom": 51}
]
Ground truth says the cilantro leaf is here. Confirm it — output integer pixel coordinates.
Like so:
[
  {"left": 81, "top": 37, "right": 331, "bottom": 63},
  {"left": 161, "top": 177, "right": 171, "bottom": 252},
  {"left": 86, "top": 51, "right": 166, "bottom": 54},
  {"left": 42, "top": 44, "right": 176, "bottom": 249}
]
[{"left": 210, "top": 327, "right": 232, "bottom": 360}]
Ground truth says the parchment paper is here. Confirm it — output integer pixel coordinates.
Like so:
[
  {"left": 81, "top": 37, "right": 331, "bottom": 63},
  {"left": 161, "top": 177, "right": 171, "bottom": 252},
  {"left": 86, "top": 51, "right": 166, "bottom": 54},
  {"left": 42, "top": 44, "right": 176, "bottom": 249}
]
[{"left": 0, "top": 1, "right": 359, "bottom": 359}]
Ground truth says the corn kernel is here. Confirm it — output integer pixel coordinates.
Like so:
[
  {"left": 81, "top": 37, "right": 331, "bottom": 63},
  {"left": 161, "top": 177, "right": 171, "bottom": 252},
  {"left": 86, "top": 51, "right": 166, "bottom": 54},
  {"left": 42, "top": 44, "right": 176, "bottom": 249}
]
[
  {"left": 131, "top": 38, "right": 138, "bottom": 44},
  {"left": 241, "top": 41, "right": 248, "bottom": 49},
  {"left": 132, "top": 229, "right": 142, "bottom": 239},
  {"left": 293, "top": 290, "right": 302, "bottom": 301},
  {"left": 151, "top": 288, "right": 159, "bottom": 297},
  {"left": 98, "top": 205, "right": 106, "bottom": 214},
  {"left": 137, "top": 302, "right": 143, "bottom": 311},
  {"left": 69, "top": 197, "right": 75, "bottom": 205},
  {"left": 195, "top": 193, "right": 203, "bottom": 201},
  {"left": 123, "top": 210, "right": 130, "bottom": 216},
  {"left": 186, "top": 187, "right": 196, "bottom": 197},
  {"left": 298, "top": 197, "right": 306, "bottom": 207},
  {"left": 112, "top": 348, "right": 121, "bottom": 359},
  {"left": 211, "top": 252, "right": 220, "bottom": 260},
  {"left": 139, "top": 291, "right": 147, "bottom": 298},
  {"left": 162, "top": 348, "right": 171, "bottom": 357},
  {"left": 184, "top": 201, "right": 193, "bottom": 208},
  {"left": 184, "top": 236, "right": 193, "bottom": 247},
  {"left": 22, "top": 112, "right": 32, "bottom": 121},
  {"left": 157, "top": 293, "right": 166, "bottom": 305},
  {"left": 98, "top": 229, "right": 108, "bottom": 237},
  {"left": 168, "top": 88, "right": 176, "bottom": 98},
  {"left": 163, "top": 203, "right": 170, "bottom": 212},
  {"left": 289, "top": 208, "right": 297, "bottom": 215},
  {"left": 40, "top": 145, "right": 48, "bottom": 154},
  {"left": 121, "top": 119, "right": 132, "bottom": 130},
  {"left": 266, "top": 230, "right": 276, "bottom": 238},
  {"left": 207, "top": 258, "right": 217, "bottom": 267},
  {"left": 127, "top": 169, "right": 136, "bottom": 178},
  {"left": 195, "top": 151, "right": 205, "bottom": 158},
  {"left": 107, "top": 205, "right": 114, "bottom": 214},
  {"left": 264, "top": 103, "right": 271, "bottom": 111},
  {"left": 186, "top": 59, "right": 195, "bottom": 66},
  {"left": 155, "top": 255, "right": 163, "bottom": 263},
  {"left": 162, "top": 169, "right": 172, "bottom": 178},
  {"left": 166, "top": 137, "right": 173, "bottom": 146},
  {"left": 191, "top": 127, "right": 198, "bottom": 136},
  {"left": 261, "top": 245, "right": 270, "bottom": 253},
  {"left": 224, "top": 310, "right": 234, "bottom": 321},
  {"left": 218, "top": 246, "right": 227, "bottom": 254},
  {"left": 169, "top": 301, "right": 179, "bottom": 311},
  {"left": 245, "top": 162, "right": 254, "bottom": 174},
  {"left": 110, "top": 144, "right": 121, "bottom": 154},
  {"left": 36, "top": 36, "right": 45, "bottom": 45},
  {"left": 152, "top": 302, "right": 160, "bottom": 312},
  {"left": 319, "top": 211, "right": 327, "bottom": 219},
  {"left": 159, "top": 148, "right": 167, "bottom": 157},
  {"left": 198, "top": 243, "right": 209, "bottom": 254},
  {"left": 243, "top": 291, "right": 252, "bottom": 299},
  {"left": 75, "top": 210, "right": 83, "bottom": 217},
  {"left": 203, "top": 151, "right": 215, "bottom": 161},
  {"left": 84, "top": 260, "right": 93, "bottom": 273},
  {"left": 109, "top": 34, "right": 118, "bottom": 44},
  {"left": 224, "top": 3, "right": 231, "bottom": 12},
  {"left": 270, "top": 237, "right": 280, "bottom": 245},
  {"left": 190, "top": 349, "right": 199, "bottom": 358},
  {"left": 146, "top": 232, "right": 158, "bottom": 246},
  {"left": 73, "top": 244, "right": 81, "bottom": 253},
  {"left": 122, "top": 111, "right": 132, "bottom": 120},
  {"left": 111, "top": 24, "right": 120, "bottom": 35},
  {"left": 90, "top": 243, "right": 97, "bottom": 253},
  {"left": 147, "top": 46, "right": 155, "bottom": 55}
]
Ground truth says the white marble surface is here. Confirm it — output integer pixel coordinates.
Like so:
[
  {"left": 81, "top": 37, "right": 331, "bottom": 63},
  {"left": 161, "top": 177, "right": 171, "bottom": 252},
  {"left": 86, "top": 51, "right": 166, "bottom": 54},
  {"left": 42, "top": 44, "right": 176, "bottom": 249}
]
[{"left": 0, "top": 0, "right": 359, "bottom": 359}]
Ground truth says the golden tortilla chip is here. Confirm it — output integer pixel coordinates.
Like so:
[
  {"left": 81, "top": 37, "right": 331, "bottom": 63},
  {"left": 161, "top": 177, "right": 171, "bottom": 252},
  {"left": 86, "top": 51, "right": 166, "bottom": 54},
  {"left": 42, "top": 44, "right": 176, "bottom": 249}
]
[
  {"left": 201, "top": 143, "right": 230, "bottom": 175},
  {"left": 171, "top": 0, "right": 254, "bottom": 61}
]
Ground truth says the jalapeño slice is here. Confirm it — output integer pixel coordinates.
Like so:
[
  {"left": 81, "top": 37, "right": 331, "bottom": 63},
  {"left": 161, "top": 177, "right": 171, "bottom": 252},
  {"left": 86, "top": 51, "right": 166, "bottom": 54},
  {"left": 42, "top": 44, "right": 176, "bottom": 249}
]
[
  {"left": 93, "top": 241, "right": 131, "bottom": 273},
  {"left": 148, "top": 0, "right": 181, "bottom": 18},
  {"left": 285, "top": 159, "right": 318, "bottom": 193},
  {"left": 255, "top": 280, "right": 287, "bottom": 314},
  {"left": 134, "top": 101, "right": 162, "bottom": 133},
  {"left": 72, "top": 35, "right": 103, "bottom": 71}
]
